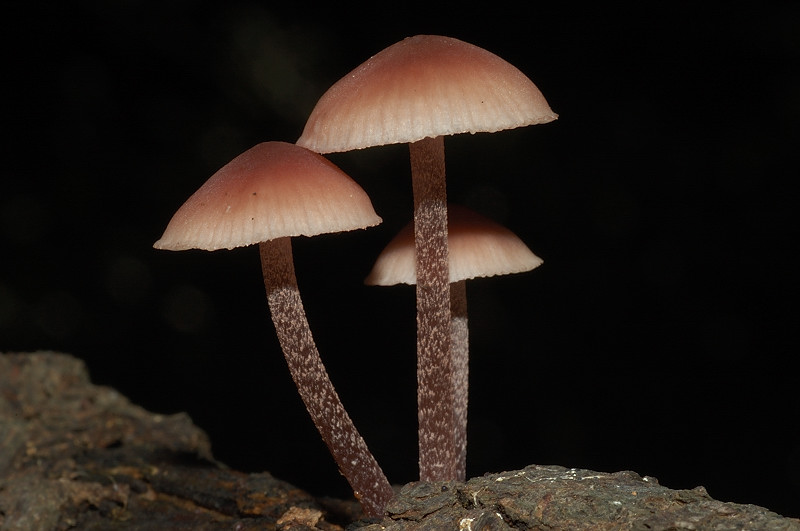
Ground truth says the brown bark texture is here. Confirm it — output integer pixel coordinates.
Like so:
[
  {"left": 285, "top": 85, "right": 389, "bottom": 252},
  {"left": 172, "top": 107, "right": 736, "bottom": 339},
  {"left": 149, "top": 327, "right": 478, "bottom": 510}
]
[{"left": 2, "top": 351, "right": 798, "bottom": 531}]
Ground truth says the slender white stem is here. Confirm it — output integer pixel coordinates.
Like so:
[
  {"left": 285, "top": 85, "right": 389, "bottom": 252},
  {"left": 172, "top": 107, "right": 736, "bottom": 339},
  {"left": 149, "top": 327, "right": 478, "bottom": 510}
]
[
  {"left": 409, "top": 136, "right": 457, "bottom": 481},
  {"left": 259, "top": 237, "right": 393, "bottom": 517}
]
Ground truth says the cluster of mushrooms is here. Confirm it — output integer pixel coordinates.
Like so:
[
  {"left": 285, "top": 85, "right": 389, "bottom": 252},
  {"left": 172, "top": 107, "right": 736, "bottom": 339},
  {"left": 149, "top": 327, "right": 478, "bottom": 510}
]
[{"left": 154, "top": 35, "right": 557, "bottom": 517}]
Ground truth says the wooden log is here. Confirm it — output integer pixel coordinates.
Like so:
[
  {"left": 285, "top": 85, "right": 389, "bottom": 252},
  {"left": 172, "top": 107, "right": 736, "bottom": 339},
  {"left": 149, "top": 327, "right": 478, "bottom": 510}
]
[{"left": 2, "top": 352, "right": 798, "bottom": 530}]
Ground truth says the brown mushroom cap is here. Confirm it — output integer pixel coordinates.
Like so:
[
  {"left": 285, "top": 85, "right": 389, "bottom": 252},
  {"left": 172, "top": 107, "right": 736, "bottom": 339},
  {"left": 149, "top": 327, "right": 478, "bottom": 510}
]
[
  {"left": 154, "top": 141, "right": 381, "bottom": 251},
  {"left": 297, "top": 35, "right": 558, "bottom": 153},
  {"left": 365, "top": 205, "right": 543, "bottom": 286}
]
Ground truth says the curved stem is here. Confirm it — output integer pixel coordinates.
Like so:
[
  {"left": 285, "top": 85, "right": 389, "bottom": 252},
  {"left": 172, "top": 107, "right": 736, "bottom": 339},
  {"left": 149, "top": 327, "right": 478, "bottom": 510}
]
[
  {"left": 450, "top": 279, "right": 469, "bottom": 481},
  {"left": 259, "top": 238, "right": 393, "bottom": 517},
  {"left": 409, "top": 136, "right": 456, "bottom": 481}
]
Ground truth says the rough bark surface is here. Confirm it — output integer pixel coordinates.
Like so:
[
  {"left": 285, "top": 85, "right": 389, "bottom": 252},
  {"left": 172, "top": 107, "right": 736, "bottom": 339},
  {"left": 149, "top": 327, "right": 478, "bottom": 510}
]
[
  {"left": 0, "top": 351, "right": 348, "bottom": 530},
  {"left": 2, "top": 351, "right": 798, "bottom": 531},
  {"left": 354, "top": 468, "right": 800, "bottom": 531}
]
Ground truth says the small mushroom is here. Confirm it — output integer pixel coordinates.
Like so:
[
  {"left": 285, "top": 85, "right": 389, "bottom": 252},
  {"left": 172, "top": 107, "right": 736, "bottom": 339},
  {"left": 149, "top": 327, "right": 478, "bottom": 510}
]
[
  {"left": 365, "top": 204, "right": 543, "bottom": 480},
  {"left": 298, "top": 35, "right": 556, "bottom": 481},
  {"left": 154, "top": 141, "right": 393, "bottom": 517}
]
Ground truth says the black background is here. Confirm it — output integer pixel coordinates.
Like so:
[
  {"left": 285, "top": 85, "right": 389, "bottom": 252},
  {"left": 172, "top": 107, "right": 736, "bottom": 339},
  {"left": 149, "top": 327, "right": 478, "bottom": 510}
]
[{"left": 3, "top": 1, "right": 799, "bottom": 518}]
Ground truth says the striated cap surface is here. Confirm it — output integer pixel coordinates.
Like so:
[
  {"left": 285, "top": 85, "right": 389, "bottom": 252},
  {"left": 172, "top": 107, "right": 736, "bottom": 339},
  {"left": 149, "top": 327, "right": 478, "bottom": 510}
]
[
  {"left": 365, "top": 204, "right": 542, "bottom": 285},
  {"left": 297, "top": 35, "right": 558, "bottom": 153},
  {"left": 154, "top": 142, "right": 381, "bottom": 251}
]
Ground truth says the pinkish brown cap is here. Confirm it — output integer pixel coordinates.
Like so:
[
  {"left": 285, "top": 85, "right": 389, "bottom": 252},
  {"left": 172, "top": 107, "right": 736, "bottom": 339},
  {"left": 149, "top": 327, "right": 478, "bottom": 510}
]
[
  {"left": 365, "top": 204, "right": 542, "bottom": 285},
  {"left": 154, "top": 142, "right": 381, "bottom": 251},
  {"left": 297, "top": 35, "right": 558, "bottom": 154}
]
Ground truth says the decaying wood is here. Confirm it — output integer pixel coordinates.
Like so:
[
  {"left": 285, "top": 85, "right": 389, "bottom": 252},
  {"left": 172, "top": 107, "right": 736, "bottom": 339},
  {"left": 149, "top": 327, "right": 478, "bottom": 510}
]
[
  {"left": 2, "top": 352, "right": 798, "bottom": 530},
  {"left": 354, "top": 467, "right": 800, "bottom": 531},
  {"left": 0, "top": 351, "right": 348, "bottom": 530}
]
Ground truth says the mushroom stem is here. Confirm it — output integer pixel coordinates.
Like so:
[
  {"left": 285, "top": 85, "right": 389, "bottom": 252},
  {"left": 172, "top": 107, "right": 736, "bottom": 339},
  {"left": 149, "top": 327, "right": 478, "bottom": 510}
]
[
  {"left": 409, "top": 135, "right": 457, "bottom": 481},
  {"left": 450, "top": 279, "right": 469, "bottom": 481},
  {"left": 259, "top": 237, "right": 393, "bottom": 517}
]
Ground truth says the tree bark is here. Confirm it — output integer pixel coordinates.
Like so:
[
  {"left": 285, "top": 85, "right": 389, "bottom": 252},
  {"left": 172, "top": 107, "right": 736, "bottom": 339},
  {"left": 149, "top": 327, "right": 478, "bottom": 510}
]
[
  {"left": 2, "top": 352, "right": 798, "bottom": 530},
  {"left": 0, "top": 351, "right": 348, "bottom": 530}
]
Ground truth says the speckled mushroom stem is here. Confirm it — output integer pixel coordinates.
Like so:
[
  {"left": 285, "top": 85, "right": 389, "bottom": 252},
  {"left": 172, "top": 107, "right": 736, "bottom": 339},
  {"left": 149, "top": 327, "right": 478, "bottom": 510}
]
[
  {"left": 259, "top": 237, "right": 394, "bottom": 517},
  {"left": 409, "top": 135, "right": 457, "bottom": 482},
  {"left": 450, "top": 279, "right": 469, "bottom": 481}
]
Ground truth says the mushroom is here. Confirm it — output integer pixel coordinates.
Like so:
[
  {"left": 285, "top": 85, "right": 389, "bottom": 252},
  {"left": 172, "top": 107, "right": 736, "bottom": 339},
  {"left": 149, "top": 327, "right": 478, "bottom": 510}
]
[
  {"left": 297, "top": 35, "right": 556, "bottom": 481},
  {"left": 154, "top": 141, "right": 393, "bottom": 517},
  {"left": 365, "top": 204, "right": 543, "bottom": 480}
]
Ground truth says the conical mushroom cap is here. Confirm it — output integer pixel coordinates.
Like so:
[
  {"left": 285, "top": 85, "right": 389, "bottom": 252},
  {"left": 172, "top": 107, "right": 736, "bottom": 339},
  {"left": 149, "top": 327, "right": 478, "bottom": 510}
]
[
  {"left": 365, "top": 205, "right": 542, "bottom": 285},
  {"left": 297, "top": 35, "right": 558, "bottom": 153},
  {"left": 154, "top": 142, "right": 381, "bottom": 251}
]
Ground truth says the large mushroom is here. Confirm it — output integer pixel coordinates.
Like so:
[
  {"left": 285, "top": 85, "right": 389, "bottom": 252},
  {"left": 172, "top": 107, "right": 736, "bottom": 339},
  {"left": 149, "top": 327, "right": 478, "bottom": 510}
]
[
  {"left": 154, "top": 141, "right": 393, "bottom": 517},
  {"left": 365, "top": 204, "right": 543, "bottom": 480},
  {"left": 297, "top": 35, "right": 556, "bottom": 481}
]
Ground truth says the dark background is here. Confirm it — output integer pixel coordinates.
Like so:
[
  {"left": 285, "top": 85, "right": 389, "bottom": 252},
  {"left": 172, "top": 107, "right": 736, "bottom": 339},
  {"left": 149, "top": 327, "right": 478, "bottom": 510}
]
[{"left": 4, "top": 0, "right": 799, "bottom": 518}]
